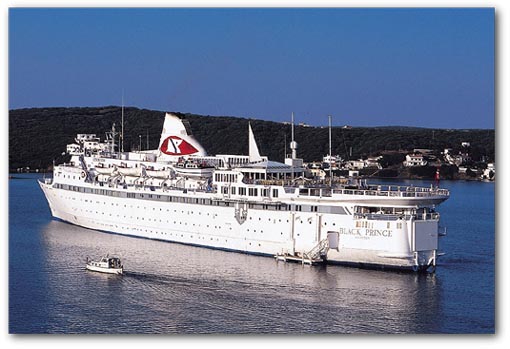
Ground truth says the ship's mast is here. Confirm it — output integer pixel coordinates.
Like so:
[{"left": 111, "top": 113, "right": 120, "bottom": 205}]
[
  {"left": 329, "top": 115, "right": 332, "bottom": 187},
  {"left": 106, "top": 123, "right": 118, "bottom": 155},
  {"left": 290, "top": 112, "right": 298, "bottom": 181},
  {"left": 121, "top": 92, "right": 124, "bottom": 153},
  {"left": 290, "top": 112, "right": 297, "bottom": 160}
]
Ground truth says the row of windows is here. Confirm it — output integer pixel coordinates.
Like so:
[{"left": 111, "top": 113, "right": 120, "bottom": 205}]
[
  {"left": 215, "top": 173, "right": 238, "bottom": 183},
  {"left": 356, "top": 220, "right": 375, "bottom": 229},
  {"left": 355, "top": 220, "right": 400, "bottom": 229},
  {"left": 54, "top": 183, "right": 347, "bottom": 214},
  {"left": 220, "top": 186, "right": 278, "bottom": 198}
]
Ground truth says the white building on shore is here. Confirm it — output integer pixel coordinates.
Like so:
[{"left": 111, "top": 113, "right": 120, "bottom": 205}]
[{"left": 403, "top": 153, "right": 427, "bottom": 167}]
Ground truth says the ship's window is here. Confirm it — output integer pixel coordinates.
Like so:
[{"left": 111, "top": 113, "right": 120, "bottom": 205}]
[{"left": 272, "top": 189, "right": 278, "bottom": 198}]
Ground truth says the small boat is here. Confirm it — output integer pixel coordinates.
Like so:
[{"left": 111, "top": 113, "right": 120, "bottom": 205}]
[
  {"left": 117, "top": 166, "right": 142, "bottom": 177},
  {"left": 173, "top": 160, "right": 214, "bottom": 178},
  {"left": 86, "top": 255, "right": 123, "bottom": 275},
  {"left": 146, "top": 168, "right": 171, "bottom": 179},
  {"left": 93, "top": 164, "right": 115, "bottom": 175}
]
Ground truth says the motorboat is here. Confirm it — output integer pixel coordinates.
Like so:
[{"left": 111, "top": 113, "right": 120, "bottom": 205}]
[{"left": 86, "top": 254, "right": 123, "bottom": 275}]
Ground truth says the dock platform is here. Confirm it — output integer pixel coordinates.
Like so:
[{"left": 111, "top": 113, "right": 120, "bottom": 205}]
[{"left": 274, "top": 253, "right": 325, "bottom": 266}]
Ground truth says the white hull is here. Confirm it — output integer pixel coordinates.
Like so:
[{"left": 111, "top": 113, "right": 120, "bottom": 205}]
[
  {"left": 86, "top": 264, "right": 123, "bottom": 275},
  {"left": 40, "top": 181, "right": 440, "bottom": 270}
]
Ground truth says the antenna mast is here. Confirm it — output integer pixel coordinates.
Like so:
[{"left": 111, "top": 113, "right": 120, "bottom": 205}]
[
  {"left": 290, "top": 112, "right": 298, "bottom": 181},
  {"left": 121, "top": 91, "right": 125, "bottom": 153},
  {"left": 329, "top": 115, "right": 333, "bottom": 187},
  {"left": 290, "top": 112, "right": 297, "bottom": 160}
]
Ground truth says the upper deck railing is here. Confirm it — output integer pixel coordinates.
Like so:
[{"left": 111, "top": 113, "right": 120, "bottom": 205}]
[
  {"left": 331, "top": 185, "right": 449, "bottom": 198},
  {"left": 286, "top": 184, "right": 449, "bottom": 199},
  {"left": 353, "top": 212, "right": 440, "bottom": 221},
  {"left": 252, "top": 178, "right": 448, "bottom": 196}
]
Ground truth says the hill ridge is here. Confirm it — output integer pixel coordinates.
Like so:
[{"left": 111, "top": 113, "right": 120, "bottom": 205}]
[{"left": 9, "top": 106, "right": 495, "bottom": 171}]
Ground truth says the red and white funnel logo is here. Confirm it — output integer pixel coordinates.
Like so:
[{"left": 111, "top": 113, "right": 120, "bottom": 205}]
[{"left": 160, "top": 136, "right": 199, "bottom": 155}]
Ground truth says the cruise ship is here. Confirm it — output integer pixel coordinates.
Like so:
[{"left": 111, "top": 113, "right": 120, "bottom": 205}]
[{"left": 39, "top": 112, "right": 450, "bottom": 271}]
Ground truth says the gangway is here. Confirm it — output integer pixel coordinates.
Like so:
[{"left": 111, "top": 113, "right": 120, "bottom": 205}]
[{"left": 275, "top": 238, "right": 330, "bottom": 266}]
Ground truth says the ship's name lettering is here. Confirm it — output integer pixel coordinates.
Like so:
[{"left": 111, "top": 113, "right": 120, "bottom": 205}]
[
  {"left": 338, "top": 228, "right": 393, "bottom": 238},
  {"left": 364, "top": 229, "right": 392, "bottom": 237},
  {"left": 339, "top": 228, "right": 362, "bottom": 236}
]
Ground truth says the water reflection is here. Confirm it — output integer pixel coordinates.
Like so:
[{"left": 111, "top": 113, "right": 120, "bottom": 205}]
[{"left": 39, "top": 220, "right": 444, "bottom": 333}]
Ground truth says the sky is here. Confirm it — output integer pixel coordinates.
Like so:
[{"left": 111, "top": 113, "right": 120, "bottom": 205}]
[{"left": 8, "top": 7, "right": 494, "bottom": 129}]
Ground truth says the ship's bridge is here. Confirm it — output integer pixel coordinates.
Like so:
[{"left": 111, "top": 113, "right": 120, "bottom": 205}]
[
  {"left": 213, "top": 160, "right": 304, "bottom": 184},
  {"left": 239, "top": 160, "right": 304, "bottom": 181}
]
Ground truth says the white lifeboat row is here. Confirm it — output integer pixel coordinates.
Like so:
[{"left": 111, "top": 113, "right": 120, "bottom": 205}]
[{"left": 91, "top": 160, "right": 214, "bottom": 179}]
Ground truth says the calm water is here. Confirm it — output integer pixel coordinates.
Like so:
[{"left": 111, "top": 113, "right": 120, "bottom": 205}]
[{"left": 8, "top": 174, "right": 495, "bottom": 334}]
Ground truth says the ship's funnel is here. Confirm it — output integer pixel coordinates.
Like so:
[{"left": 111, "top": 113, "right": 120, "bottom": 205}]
[{"left": 157, "top": 113, "right": 207, "bottom": 161}]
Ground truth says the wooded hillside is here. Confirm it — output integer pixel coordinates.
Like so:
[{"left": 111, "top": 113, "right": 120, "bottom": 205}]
[{"left": 9, "top": 106, "right": 495, "bottom": 172}]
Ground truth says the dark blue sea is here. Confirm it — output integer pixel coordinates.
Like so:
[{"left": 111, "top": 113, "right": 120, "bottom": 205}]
[{"left": 8, "top": 174, "right": 495, "bottom": 334}]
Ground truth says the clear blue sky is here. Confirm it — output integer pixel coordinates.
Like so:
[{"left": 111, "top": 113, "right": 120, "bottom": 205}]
[{"left": 9, "top": 8, "right": 494, "bottom": 129}]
